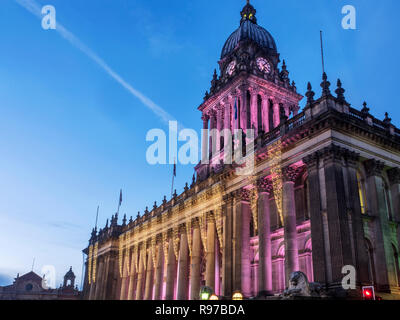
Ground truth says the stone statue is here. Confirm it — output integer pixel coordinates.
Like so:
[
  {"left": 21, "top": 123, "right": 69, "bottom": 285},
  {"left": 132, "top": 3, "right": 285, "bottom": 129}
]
[{"left": 281, "top": 271, "right": 325, "bottom": 299}]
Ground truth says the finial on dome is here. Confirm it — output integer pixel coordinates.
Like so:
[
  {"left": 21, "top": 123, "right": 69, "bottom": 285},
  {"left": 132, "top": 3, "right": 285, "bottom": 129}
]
[{"left": 241, "top": 0, "right": 257, "bottom": 24}]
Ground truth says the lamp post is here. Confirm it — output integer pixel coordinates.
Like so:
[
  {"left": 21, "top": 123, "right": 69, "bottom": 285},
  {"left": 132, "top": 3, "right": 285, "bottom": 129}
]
[
  {"left": 232, "top": 290, "right": 244, "bottom": 300},
  {"left": 199, "top": 286, "right": 213, "bottom": 300}
]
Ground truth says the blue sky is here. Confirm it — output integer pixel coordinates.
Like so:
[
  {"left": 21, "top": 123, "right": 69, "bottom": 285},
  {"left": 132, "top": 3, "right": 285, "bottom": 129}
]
[{"left": 0, "top": 0, "right": 399, "bottom": 288}]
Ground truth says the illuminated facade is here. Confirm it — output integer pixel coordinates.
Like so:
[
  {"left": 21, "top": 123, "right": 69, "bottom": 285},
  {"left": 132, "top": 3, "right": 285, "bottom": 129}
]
[{"left": 82, "top": 1, "right": 400, "bottom": 300}]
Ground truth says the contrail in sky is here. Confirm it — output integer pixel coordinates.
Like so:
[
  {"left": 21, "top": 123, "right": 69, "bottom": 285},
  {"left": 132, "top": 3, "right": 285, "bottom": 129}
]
[{"left": 15, "top": 0, "right": 183, "bottom": 128}]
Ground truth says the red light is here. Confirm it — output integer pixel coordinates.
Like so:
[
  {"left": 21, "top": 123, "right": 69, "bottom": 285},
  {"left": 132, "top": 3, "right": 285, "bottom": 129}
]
[{"left": 362, "top": 286, "right": 375, "bottom": 300}]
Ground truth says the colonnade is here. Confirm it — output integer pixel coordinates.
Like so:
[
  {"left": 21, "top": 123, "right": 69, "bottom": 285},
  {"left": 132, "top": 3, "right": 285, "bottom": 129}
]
[
  {"left": 114, "top": 166, "right": 303, "bottom": 300},
  {"left": 86, "top": 143, "right": 400, "bottom": 299}
]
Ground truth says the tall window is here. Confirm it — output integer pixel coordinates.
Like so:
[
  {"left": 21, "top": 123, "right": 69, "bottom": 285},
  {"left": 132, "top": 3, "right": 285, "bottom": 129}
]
[
  {"left": 246, "top": 91, "right": 251, "bottom": 129},
  {"left": 304, "top": 179, "right": 310, "bottom": 220},
  {"left": 357, "top": 172, "right": 367, "bottom": 214},
  {"left": 257, "top": 95, "right": 263, "bottom": 133},
  {"left": 268, "top": 99, "right": 274, "bottom": 130},
  {"left": 383, "top": 181, "right": 393, "bottom": 221}
]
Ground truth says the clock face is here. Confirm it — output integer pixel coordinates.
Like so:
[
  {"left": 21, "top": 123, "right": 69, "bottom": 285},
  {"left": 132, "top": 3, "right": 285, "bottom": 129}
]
[
  {"left": 226, "top": 61, "right": 236, "bottom": 76},
  {"left": 256, "top": 57, "right": 271, "bottom": 74}
]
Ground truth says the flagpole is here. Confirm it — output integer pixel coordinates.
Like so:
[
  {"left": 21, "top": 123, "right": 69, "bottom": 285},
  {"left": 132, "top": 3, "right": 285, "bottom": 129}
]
[
  {"left": 320, "top": 30, "right": 325, "bottom": 74},
  {"left": 95, "top": 205, "right": 99, "bottom": 230},
  {"left": 171, "top": 159, "right": 176, "bottom": 199},
  {"left": 117, "top": 189, "right": 122, "bottom": 215},
  {"left": 171, "top": 173, "right": 174, "bottom": 199}
]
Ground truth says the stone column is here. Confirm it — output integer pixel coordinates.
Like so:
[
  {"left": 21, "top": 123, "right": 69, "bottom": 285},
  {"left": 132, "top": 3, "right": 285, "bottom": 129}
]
[
  {"left": 206, "top": 213, "right": 216, "bottom": 290},
  {"left": 209, "top": 111, "right": 217, "bottom": 159},
  {"left": 303, "top": 153, "right": 327, "bottom": 284},
  {"left": 282, "top": 166, "right": 300, "bottom": 284},
  {"left": 388, "top": 168, "right": 400, "bottom": 257},
  {"left": 103, "top": 252, "right": 119, "bottom": 300},
  {"left": 223, "top": 98, "right": 231, "bottom": 132},
  {"left": 261, "top": 94, "right": 269, "bottom": 133},
  {"left": 388, "top": 168, "right": 400, "bottom": 221},
  {"left": 93, "top": 258, "right": 103, "bottom": 300},
  {"left": 144, "top": 246, "right": 154, "bottom": 300},
  {"left": 222, "top": 194, "right": 233, "bottom": 297},
  {"left": 165, "top": 237, "right": 177, "bottom": 300},
  {"left": 257, "top": 180, "right": 273, "bottom": 294},
  {"left": 241, "top": 198, "right": 252, "bottom": 297},
  {"left": 250, "top": 90, "right": 258, "bottom": 136},
  {"left": 364, "top": 159, "right": 395, "bottom": 291},
  {"left": 177, "top": 228, "right": 189, "bottom": 300},
  {"left": 100, "top": 253, "right": 111, "bottom": 300},
  {"left": 201, "top": 114, "right": 209, "bottom": 164},
  {"left": 240, "top": 87, "right": 248, "bottom": 132},
  {"left": 135, "top": 246, "right": 145, "bottom": 300},
  {"left": 88, "top": 259, "right": 96, "bottom": 300},
  {"left": 119, "top": 256, "right": 128, "bottom": 300},
  {"left": 153, "top": 242, "right": 164, "bottom": 300},
  {"left": 322, "top": 145, "right": 354, "bottom": 287},
  {"left": 127, "top": 248, "right": 137, "bottom": 300},
  {"left": 345, "top": 151, "right": 370, "bottom": 286},
  {"left": 110, "top": 253, "right": 121, "bottom": 300},
  {"left": 216, "top": 106, "right": 222, "bottom": 152},
  {"left": 273, "top": 102, "right": 280, "bottom": 128},
  {"left": 232, "top": 191, "right": 242, "bottom": 292},
  {"left": 190, "top": 220, "right": 201, "bottom": 300}
]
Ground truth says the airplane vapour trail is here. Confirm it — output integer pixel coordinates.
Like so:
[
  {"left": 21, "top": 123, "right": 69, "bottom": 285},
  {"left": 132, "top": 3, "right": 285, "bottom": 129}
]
[{"left": 15, "top": 0, "right": 184, "bottom": 128}]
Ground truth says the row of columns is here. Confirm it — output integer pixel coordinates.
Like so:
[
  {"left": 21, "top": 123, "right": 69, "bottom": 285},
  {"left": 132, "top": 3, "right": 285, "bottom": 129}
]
[
  {"left": 201, "top": 89, "right": 294, "bottom": 158},
  {"left": 87, "top": 143, "right": 400, "bottom": 299},
  {"left": 116, "top": 221, "right": 209, "bottom": 300},
  {"left": 303, "top": 144, "right": 400, "bottom": 292},
  {"left": 86, "top": 164, "right": 305, "bottom": 300},
  {"left": 88, "top": 251, "right": 119, "bottom": 300}
]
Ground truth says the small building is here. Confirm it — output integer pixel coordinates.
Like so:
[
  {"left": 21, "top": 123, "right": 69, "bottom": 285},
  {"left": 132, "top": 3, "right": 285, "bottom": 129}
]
[{"left": 0, "top": 267, "right": 81, "bottom": 300}]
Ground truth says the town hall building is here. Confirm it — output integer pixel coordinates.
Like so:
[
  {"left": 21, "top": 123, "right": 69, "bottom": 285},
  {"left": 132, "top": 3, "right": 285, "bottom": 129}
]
[{"left": 82, "top": 1, "right": 400, "bottom": 300}]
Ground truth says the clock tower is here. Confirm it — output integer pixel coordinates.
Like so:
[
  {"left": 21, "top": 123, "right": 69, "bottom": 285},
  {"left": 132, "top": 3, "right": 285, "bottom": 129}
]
[{"left": 197, "top": 1, "right": 302, "bottom": 178}]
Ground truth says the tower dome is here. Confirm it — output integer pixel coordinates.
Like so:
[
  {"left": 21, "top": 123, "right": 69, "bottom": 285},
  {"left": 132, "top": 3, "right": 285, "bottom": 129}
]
[{"left": 221, "top": 1, "right": 277, "bottom": 59}]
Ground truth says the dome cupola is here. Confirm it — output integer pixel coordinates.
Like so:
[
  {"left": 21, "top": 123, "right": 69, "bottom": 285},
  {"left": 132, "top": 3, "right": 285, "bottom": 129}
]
[{"left": 221, "top": 0, "right": 277, "bottom": 59}]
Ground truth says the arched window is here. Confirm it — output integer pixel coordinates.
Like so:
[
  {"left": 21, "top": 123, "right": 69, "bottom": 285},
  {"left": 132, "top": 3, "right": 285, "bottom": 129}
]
[
  {"left": 246, "top": 91, "right": 251, "bottom": 129},
  {"left": 268, "top": 99, "right": 274, "bottom": 130},
  {"left": 357, "top": 171, "right": 367, "bottom": 214},
  {"left": 365, "top": 239, "right": 376, "bottom": 285},
  {"left": 304, "top": 178, "right": 310, "bottom": 220}
]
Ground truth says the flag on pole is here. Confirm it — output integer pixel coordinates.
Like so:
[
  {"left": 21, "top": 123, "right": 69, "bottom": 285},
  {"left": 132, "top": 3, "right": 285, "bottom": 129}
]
[
  {"left": 171, "top": 160, "right": 176, "bottom": 199},
  {"left": 234, "top": 97, "right": 238, "bottom": 120},
  {"left": 234, "top": 97, "right": 238, "bottom": 130}
]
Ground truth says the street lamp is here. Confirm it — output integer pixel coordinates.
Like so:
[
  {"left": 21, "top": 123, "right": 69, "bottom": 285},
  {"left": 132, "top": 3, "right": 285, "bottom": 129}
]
[
  {"left": 199, "top": 286, "right": 213, "bottom": 300},
  {"left": 232, "top": 290, "right": 244, "bottom": 300}
]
